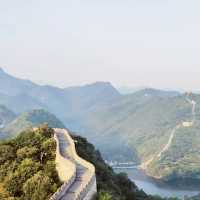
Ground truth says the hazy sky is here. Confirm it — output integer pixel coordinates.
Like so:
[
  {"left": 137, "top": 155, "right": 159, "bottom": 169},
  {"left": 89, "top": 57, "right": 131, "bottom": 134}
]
[{"left": 1, "top": 0, "right": 200, "bottom": 90}]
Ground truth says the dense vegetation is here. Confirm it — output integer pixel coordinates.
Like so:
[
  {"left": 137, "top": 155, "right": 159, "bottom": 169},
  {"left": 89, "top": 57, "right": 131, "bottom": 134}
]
[
  {"left": 73, "top": 134, "right": 180, "bottom": 200},
  {"left": 0, "top": 125, "right": 61, "bottom": 200},
  {"left": 0, "top": 124, "right": 181, "bottom": 200},
  {"left": 148, "top": 119, "right": 200, "bottom": 188}
]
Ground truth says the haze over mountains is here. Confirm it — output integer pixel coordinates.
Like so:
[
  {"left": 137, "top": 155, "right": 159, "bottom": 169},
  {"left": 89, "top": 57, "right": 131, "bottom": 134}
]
[
  {"left": 1, "top": 68, "right": 200, "bottom": 186},
  {"left": 0, "top": 105, "right": 16, "bottom": 128}
]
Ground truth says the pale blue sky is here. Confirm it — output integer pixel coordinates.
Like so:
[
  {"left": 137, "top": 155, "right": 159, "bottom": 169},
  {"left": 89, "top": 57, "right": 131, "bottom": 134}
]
[{"left": 1, "top": 0, "right": 200, "bottom": 90}]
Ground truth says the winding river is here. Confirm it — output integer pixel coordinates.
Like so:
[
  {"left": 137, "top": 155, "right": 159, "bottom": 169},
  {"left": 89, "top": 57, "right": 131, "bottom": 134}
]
[
  {"left": 115, "top": 94, "right": 200, "bottom": 199},
  {"left": 115, "top": 168, "right": 200, "bottom": 199}
]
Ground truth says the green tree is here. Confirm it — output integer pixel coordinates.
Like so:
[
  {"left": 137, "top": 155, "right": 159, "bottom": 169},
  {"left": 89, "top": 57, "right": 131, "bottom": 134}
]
[
  {"left": 98, "top": 191, "right": 113, "bottom": 200},
  {"left": 23, "top": 171, "right": 57, "bottom": 200},
  {"left": 0, "top": 145, "right": 15, "bottom": 165}
]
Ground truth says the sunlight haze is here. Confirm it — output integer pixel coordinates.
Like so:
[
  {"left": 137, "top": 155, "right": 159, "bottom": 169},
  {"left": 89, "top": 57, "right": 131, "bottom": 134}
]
[{"left": 1, "top": 0, "right": 200, "bottom": 90}]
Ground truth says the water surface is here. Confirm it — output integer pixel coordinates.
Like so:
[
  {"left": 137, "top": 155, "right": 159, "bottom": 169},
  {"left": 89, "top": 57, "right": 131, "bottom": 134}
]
[{"left": 115, "top": 168, "right": 200, "bottom": 199}]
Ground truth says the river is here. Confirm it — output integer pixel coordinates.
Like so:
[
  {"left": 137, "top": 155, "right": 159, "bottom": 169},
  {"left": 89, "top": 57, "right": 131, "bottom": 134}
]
[{"left": 115, "top": 168, "right": 200, "bottom": 199}]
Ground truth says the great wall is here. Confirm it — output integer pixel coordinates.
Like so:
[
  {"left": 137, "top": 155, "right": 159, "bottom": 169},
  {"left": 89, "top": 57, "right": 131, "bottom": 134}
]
[
  {"left": 140, "top": 93, "right": 197, "bottom": 171},
  {"left": 50, "top": 128, "right": 97, "bottom": 200}
]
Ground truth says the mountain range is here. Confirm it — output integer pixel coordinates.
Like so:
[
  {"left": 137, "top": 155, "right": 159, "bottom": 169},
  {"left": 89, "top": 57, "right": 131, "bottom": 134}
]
[{"left": 0, "top": 67, "right": 200, "bottom": 186}]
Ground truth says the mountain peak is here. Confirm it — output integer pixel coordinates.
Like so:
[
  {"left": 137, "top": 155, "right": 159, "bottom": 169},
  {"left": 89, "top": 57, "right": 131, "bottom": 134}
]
[
  {"left": 92, "top": 81, "right": 112, "bottom": 86},
  {"left": 0, "top": 67, "right": 36, "bottom": 96},
  {"left": 86, "top": 81, "right": 116, "bottom": 90},
  {"left": 65, "top": 81, "right": 120, "bottom": 94}
]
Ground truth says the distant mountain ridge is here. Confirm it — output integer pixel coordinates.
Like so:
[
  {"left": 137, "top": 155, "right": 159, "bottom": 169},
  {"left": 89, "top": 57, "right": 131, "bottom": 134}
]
[
  {"left": 1, "top": 68, "right": 200, "bottom": 186},
  {"left": 134, "top": 88, "right": 180, "bottom": 97},
  {"left": 118, "top": 86, "right": 184, "bottom": 95},
  {"left": 0, "top": 68, "right": 36, "bottom": 96},
  {"left": 0, "top": 68, "right": 122, "bottom": 144},
  {"left": 0, "top": 68, "right": 120, "bottom": 123},
  {"left": 0, "top": 109, "right": 65, "bottom": 139}
]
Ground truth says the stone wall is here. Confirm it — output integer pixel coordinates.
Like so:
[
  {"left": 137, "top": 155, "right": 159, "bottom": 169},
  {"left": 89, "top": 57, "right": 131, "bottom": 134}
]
[
  {"left": 50, "top": 133, "right": 76, "bottom": 200},
  {"left": 50, "top": 128, "right": 97, "bottom": 200}
]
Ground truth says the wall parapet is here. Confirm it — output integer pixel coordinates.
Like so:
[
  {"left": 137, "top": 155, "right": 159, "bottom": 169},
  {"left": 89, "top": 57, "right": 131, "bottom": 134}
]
[
  {"left": 49, "top": 132, "right": 76, "bottom": 200},
  {"left": 50, "top": 128, "right": 97, "bottom": 200}
]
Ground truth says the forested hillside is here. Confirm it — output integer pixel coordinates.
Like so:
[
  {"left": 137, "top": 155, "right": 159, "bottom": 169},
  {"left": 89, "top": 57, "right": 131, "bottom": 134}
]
[
  {"left": 0, "top": 126, "right": 61, "bottom": 200},
  {"left": 0, "top": 125, "right": 174, "bottom": 200}
]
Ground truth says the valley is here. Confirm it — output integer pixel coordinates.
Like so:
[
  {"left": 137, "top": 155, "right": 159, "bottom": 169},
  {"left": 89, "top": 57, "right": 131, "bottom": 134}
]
[
  {"left": 0, "top": 68, "right": 200, "bottom": 193},
  {"left": 140, "top": 94, "right": 197, "bottom": 172},
  {"left": 115, "top": 168, "right": 200, "bottom": 199},
  {"left": 0, "top": 126, "right": 149, "bottom": 200},
  {"left": 2, "top": 0, "right": 200, "bottom": 198}
]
